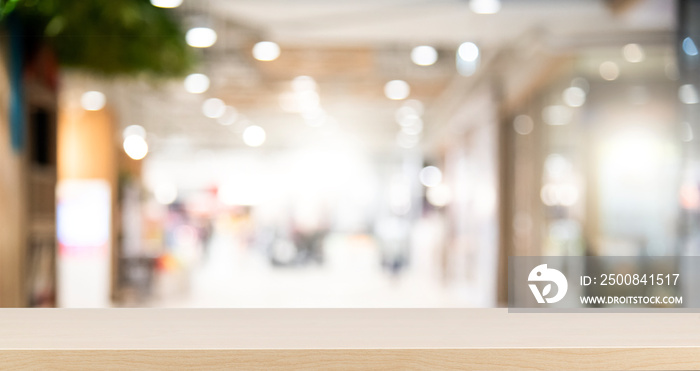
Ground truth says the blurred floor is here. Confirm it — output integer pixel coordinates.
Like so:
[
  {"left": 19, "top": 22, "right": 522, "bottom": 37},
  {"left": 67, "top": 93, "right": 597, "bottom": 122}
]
[{"left": 149, "top": 229, "right": 472, "bottom": 308}]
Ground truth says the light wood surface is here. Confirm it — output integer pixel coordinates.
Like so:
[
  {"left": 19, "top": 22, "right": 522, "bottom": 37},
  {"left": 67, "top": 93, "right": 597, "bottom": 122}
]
[{"left": 0, "top": 309, "right": 698, "bottom": 370}]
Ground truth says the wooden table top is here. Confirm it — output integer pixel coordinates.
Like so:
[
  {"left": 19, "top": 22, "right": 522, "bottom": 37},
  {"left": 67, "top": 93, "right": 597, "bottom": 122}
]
[{"left": 0, "top": 309, "right": 698, "bottom": 370}]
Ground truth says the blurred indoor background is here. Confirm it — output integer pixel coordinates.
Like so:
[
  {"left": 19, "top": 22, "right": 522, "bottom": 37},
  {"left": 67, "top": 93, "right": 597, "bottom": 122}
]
[{"left": 0, "top": 0, "right": 696, "bottom": 308}]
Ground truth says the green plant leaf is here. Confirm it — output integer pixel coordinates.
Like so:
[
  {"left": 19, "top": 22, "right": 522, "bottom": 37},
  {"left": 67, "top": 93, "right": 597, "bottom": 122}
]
[{"left": 11, "top": 0, "right": 196, "bottom": 78}]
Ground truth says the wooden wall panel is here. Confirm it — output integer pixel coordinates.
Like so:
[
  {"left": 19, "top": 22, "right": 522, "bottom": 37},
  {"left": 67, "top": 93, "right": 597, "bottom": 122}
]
[{"left": 0, "top": 33, "right": 26, "bottom": 308}]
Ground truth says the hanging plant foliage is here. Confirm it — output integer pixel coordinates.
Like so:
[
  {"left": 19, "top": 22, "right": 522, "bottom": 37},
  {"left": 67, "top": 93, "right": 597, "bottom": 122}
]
[{"left": 5, "top": 0, "right": 195, "bottom": 77}]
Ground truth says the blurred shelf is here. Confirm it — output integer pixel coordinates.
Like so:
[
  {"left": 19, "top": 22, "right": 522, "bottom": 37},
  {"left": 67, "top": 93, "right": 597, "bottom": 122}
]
[{"left": 0, "top": 309, "right": 698, "bottom": 370}]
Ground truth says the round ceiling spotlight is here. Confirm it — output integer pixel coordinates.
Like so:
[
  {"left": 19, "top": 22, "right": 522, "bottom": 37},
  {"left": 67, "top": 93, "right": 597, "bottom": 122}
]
[
  {"left": 599, "top": 61, "right": 620, "bottom": 81},
  {"left": 384, "top": 80, "right": 410, "bottom": 100},
  {"left": 562, "top": 86, "right": 586, "bottom": 107},
  {"left": 186, "top": 27, "right": 217, "bottom": 48},
  {"left": 469, "top": 0, "right": 501, "bottom": 14},
  {"left": 456, "top": 42, "right": 480, "bottom": 76},
  {"left": 184, "top": 73, "right": 210, "bottom": 94},
  {"left": 683, "top": 37, "right": 698, "bottom": 56},
  {"left": 513, "top": 115, "right": 534, "bottom": 135},
  {"left": 679, "top": 84, "right": 699, "bottom": 105},
  {"left": 217, "top": 106, "right": 239, "bottom": 126},
  {"left": 253, "top": 41, "right": 281, "bottom": 61},
  {"left": 622, "top": 43, "right": 645, "bottom": 63},
  {"left": 150, "top": 0, "right": 182, "bottom": 8},
  {"left": 123, "top": 135, "right": 149, "bottom": 160},
  {"left": 202, "top": 98, "right": 226, "bottom": 118},
  {"left": 81, "top": 91, "right": 106, "bottom": 111},
  {"left": 458, "top": 42, "right": 479, "bottom": 62},
  {"left": 411, "top": 46, "right": 438, "bottom": 66},
  {"left": 419, "top": 166, "right": 443, "bottom": 187},
  {"left": 242, "top": 125, "right": 266, "bottom": 147}
]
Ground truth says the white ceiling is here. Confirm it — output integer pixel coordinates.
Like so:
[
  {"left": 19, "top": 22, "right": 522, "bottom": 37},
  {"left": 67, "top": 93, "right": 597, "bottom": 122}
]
[
  {"left": 209, "top": 0, "right": 674, "bottom": 47},
  {"left": 115, "top": 0, "right": 676, "bottom": 158}
]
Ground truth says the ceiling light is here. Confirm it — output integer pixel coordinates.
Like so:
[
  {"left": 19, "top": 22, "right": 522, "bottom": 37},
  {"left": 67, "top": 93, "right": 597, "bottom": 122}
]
[
  {"left": 242, "top": 125, "right": 266, "bottom": 147},
  {"left": 513, "top": 115, "right": 534, "bottom": 135},
  {"left": 81, "top": 91, "right": 106, "bottom": 111},
  {"left": 419, "top": 166, "right": 442, "bottom": 187},
  {"left": 469, "top": 0, "right": 501, "bottom": 14},
  {"left": 599, "top": 61, "right": 620, "bottom": 81},
  {"left": 683, "top": 37, "right": 698, "bottom": 56},
  {"left": 123, "top": 135, "right": 148, "bottom": 160},
  {"left": 384, "top": 80, "right": 410, "bottom": 100},
  {"left": 217, "top": 106, "right": 239, "bottom": 126},
  {"left": 150, "top": 0, "right": 182, "bottom": 8},
  {"left": 622, "top": 43, "right": 644, "bottom": 63},
  {"left": 202, "top": 98, "right": 226, "bottom": 118},
  {"left": 679, "top": 84, "right": 699, "bottom": 104},
  {"left": 457, "top": 42, "right": 479, "bottom": 62},
  {"left": 184, "top": 73, "right": 210, "bottom": 94},
  {"left": 562, "top": 86, "right": 586, "bottom": 107},
  {"left": 253, "top": 41, "right": 281, "bottom": 61},
  {"left": 411, "top": 46, "right": 438, "bottom": 66},
  {"left": 186, "top": 27, "right": 217, "bottom": 48}
]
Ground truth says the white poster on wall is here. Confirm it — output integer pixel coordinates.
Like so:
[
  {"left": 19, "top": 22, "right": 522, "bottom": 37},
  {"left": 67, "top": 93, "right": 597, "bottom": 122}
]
[{"left": 56, "top": 179, "right": 111, "bottom": 308}]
